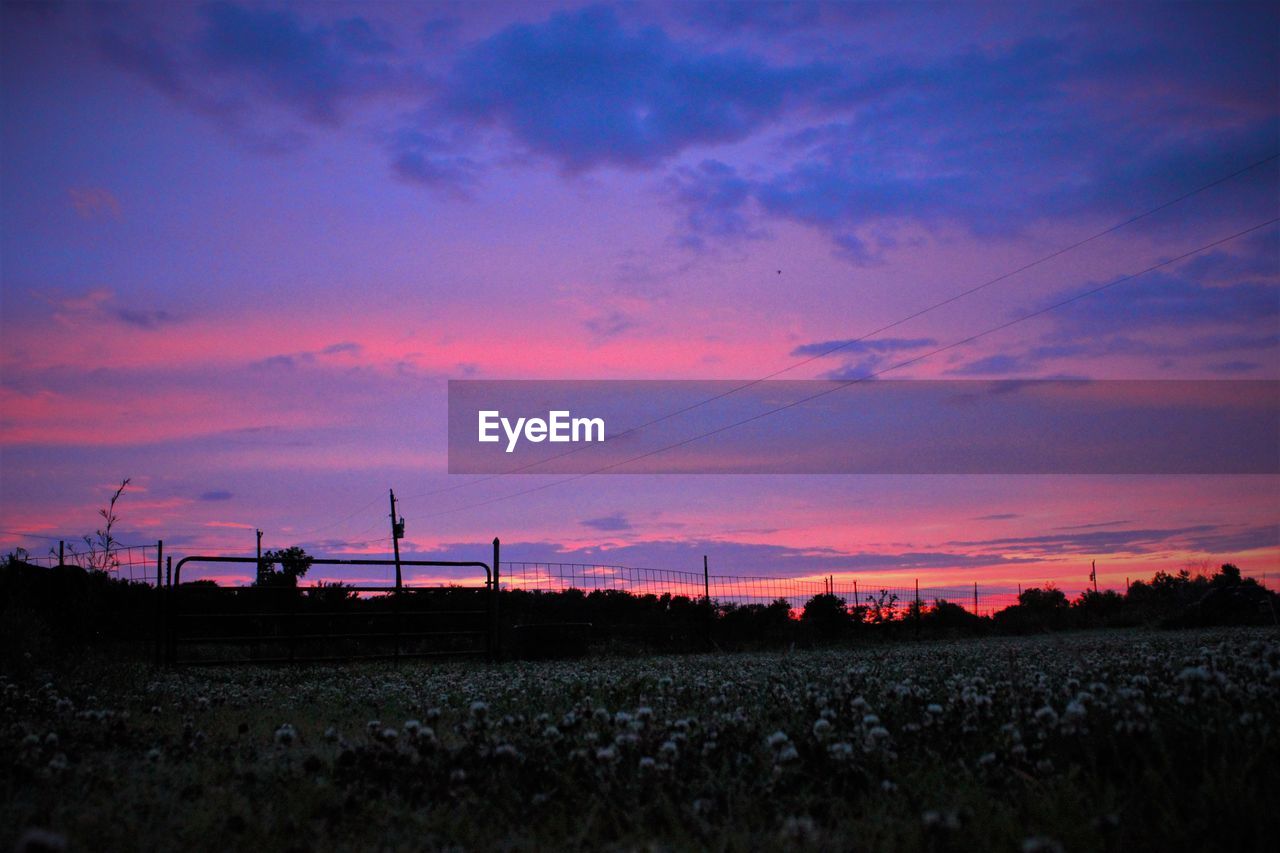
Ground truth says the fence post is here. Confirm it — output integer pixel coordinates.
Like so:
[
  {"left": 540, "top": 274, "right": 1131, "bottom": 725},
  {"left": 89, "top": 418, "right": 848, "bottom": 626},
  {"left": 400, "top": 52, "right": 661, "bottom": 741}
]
[
  {"left": 915, "top": 578, "right": 921, "bottom": 637},
  {"left": 492, "top": 537, "right": 501, "bottom": 660},
  {"left": 703, "top": 554, "right": 711, "bottom": 647},
  {"left": 154, "top": 540, "right": 163, "bottom": 666}
]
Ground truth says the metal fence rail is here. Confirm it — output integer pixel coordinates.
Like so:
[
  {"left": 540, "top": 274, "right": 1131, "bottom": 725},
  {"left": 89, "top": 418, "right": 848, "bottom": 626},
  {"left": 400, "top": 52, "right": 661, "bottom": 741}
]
[{"left": 166, "top": 555, "right": 496, "bottom": 665}]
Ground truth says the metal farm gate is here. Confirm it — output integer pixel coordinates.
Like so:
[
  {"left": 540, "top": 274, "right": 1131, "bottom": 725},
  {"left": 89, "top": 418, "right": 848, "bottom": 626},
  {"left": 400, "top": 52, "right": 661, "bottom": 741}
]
[{"left": 163, "top": 549, "right": 499, "bottom": 665}]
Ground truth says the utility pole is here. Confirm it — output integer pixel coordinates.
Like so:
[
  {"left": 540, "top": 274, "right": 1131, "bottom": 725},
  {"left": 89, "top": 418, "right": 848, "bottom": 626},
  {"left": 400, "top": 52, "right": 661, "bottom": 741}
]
[
  {"left": 58, "top": 540, "right": 64, "bottom": 566},
  {"left": 389, "top": 489, "right": 404, "bottom": 590},
  {"left": 973, "top": 581, "right": 979, "bottom": 616},
  {"left": 256, "top": 528, "right": 263, "bottom": 584}
]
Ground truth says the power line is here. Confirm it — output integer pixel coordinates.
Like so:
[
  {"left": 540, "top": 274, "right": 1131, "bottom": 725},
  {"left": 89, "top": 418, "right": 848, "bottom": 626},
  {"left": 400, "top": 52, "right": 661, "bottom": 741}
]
[
  {"left": 400, "top": 151, "right": 1279, "bottom": 502},
  {"left": 412, "top": 215, "right": 1280, "bottom": 520},
  {"left": 287, "top": 494, "right": 384, "bottom": 538}
]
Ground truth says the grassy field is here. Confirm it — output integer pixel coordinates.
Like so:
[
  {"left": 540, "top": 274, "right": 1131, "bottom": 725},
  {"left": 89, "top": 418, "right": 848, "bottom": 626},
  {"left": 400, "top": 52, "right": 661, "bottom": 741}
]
[{"left": 4, "top": 628, "right": 1278, "bottom": 851}]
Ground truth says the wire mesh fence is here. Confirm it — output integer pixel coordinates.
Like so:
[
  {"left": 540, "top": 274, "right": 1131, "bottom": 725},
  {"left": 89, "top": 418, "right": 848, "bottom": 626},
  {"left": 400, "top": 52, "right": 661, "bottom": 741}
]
[
  {"left": 5, "top": 541, "right": 1274, "bottom": 613},
  {"left": 17, "top": 542, "right": 161, "bottom": 585},
  {"left": 501, "top": 561, "right": 1272, "bottom": 618}
]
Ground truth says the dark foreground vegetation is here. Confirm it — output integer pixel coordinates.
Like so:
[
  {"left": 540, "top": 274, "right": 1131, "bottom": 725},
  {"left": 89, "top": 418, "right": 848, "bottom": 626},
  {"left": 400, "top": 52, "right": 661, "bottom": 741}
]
[
  {"left": 1, "top": 553, "right": 1275, "bottom": 669},
  {"left": 3, "top": 629, "right": 1278, "bottom": 852}
]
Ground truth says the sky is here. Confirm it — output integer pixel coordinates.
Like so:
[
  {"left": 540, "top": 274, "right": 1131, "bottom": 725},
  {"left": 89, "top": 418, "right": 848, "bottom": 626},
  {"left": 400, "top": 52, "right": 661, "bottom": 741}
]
[{"left": 1, "top": 0, "right": 1278, "bottom": 592}]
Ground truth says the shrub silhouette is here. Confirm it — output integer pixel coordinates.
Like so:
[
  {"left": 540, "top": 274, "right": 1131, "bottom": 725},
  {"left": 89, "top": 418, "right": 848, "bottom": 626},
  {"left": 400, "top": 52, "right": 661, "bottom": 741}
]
[
  {"left": 801, "top": 593, "right": 851, "bottom": 639},
  {"left": 255, "top": 546, "right": 314, "bottom": 587}
]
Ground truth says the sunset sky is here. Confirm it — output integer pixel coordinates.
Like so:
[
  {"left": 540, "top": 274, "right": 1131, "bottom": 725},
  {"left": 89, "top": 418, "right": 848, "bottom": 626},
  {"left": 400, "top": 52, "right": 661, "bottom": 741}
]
[{"left": 2, "top": 1, "right": 1277, "bottom": 591}]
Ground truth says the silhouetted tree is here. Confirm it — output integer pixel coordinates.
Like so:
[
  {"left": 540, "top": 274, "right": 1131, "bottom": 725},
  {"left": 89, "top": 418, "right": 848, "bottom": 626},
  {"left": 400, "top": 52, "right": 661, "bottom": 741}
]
[
  {"left": 801, "top": 593, "right": 850, "bottom": 639},
  {"left": 255, "top": 547, "right": 314, "bottom": 587}
]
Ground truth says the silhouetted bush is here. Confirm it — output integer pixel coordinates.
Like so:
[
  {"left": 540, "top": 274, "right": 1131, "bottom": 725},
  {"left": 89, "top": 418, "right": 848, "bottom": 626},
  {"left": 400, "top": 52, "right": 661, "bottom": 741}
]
[
  {"left": 992, "top": 585, "right": 1071, "bottom": 634},
  {"left": 801, "top": 593, "right": 851, "bottom": 640}
]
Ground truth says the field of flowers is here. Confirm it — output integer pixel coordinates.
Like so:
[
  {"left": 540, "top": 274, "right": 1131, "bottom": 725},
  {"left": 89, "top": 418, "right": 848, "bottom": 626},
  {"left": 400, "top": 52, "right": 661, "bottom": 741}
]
[{"left": 4, "top": 628, "right": 1278, "bottom": 852}]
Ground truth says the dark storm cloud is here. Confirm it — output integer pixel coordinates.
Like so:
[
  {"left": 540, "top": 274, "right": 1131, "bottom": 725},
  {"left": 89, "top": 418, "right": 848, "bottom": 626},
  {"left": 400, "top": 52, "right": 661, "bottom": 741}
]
[
  {"left": 440, "top": 5, "right": 834, "bottom": 171},
  {"left": 580, "top": 513, "right": 632, "bottom": 532},
  {"left": 95, "top": 1, "right": 413, "bottom": 141},
  {"left": 945, "top": 524, "right": 1279, "bottom": 558},
  {"left": 789, "top": 337, "right": 937, "bottom": 358},
  {"left": 669, "top": 6, "right": 1279, "bottom": 254},
  {"left": 114, "top": 307, "right": 180, "bottom": 330},
  {"left": 196, "top": 2, "right": 402, "bottom": 124}
]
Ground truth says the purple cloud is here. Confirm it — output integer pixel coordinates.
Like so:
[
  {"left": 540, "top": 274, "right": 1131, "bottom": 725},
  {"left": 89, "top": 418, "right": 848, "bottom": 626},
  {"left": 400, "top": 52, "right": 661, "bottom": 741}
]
[{"left": 441, "top": 6, "right": 834, "bottom": 171}]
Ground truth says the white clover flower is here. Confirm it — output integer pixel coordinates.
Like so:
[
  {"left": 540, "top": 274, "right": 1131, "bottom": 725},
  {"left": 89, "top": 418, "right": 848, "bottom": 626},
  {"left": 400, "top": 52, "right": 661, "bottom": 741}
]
[
  {"left": 403, "top": 719, "right": 421, "bottom": 736},
  {"left": 828, "top": 741, "right": 854, "bottom": 761},
  {"left": 1033, "top": 705, "right": 1058, "bottom": 727},
  {"left": 1022, "top": 836, "right": 1065, "bottom": 853},
  {"left": 812, "top": 718, "right": 832, "bottom": 738},
  {"left": 635, "top": 706, "right": 653, "bottom": 721},
  {"left": 776, "top": 744, "right": 799, "bottom": 763},
  {"left": 862, "top": 713, "right": 880, "bottom": 726},
  {"left": 470, "top": 701, "right": 489, "bottom": 719},
  {"left": 1178, "top": 665, "right": 1211, "bottom": 683},
  {"left": 926, "top": 703, "right": 944, "bottom": 715},
  {"left": 274, "top": 723, "right": 297, "bottom": 746},
  {"left": 595, "top": 745, "right": 618, "bottom": 763},
  {"left": 780, "top": 815, "right": 816, "bottom": 841},
  {"left": 366, "top": 719, "right": 382, "bottom": 736},
  {"left": 494, "top": 743, "right": 521, "bottom": 760},
  {"left": 638, "top": 756, "right": 657, "bottom": 771},
  {"left": 380, "top": 727, "right": 398, "bottom": 742},
  {"left": 146, "top": 746, "right": 162, "bottom": 763},
  {"left": 767, "top": 730, "right": 790, "bottom": 749},
  {"left": 322, "top": 726, "right": 339, "bottom": 742}
]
